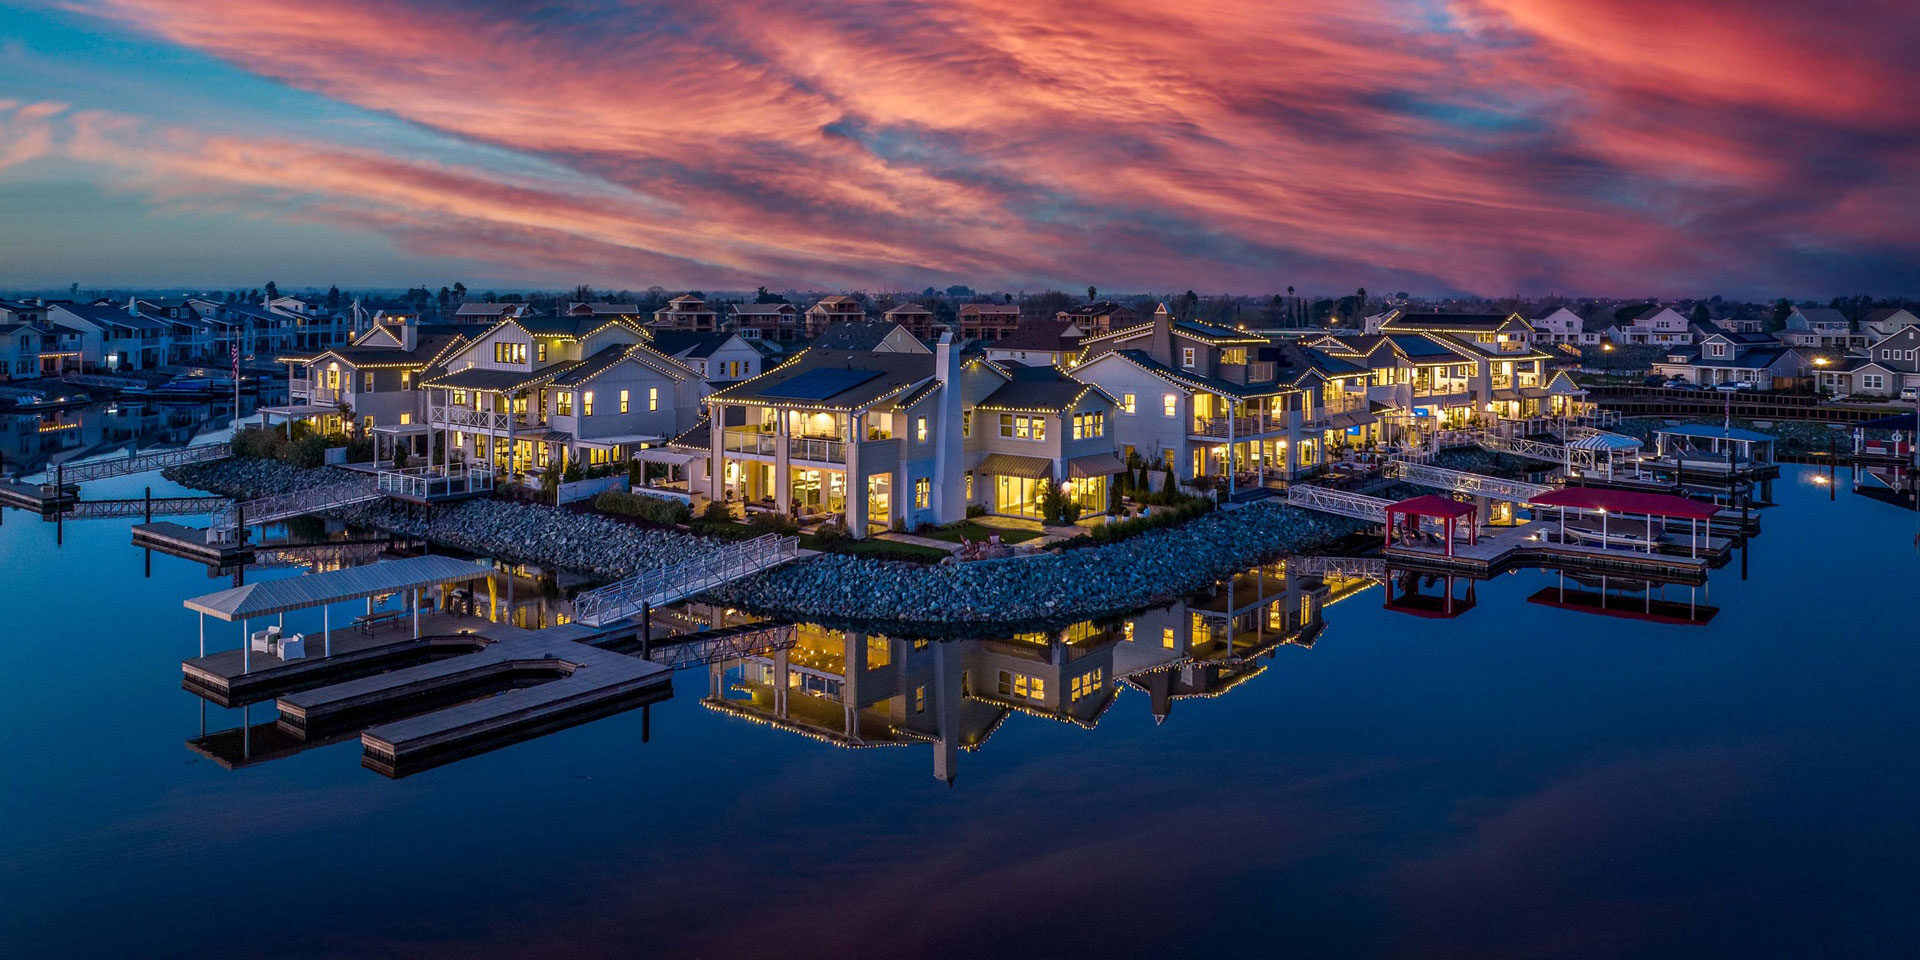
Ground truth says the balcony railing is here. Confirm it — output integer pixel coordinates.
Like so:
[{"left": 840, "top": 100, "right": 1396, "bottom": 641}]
[
  {"left": 1191, "top": 415, "right": 1271, "bottom": 438},
  {"left": 788, "top": 436, "right": 847, "bottom": 463},
  {"left": 430, "top": 405, "right": 512, "bottom": 430},
  {"left": 375, "top": 462, "right": 496, "bottom": 500},
  {"left": 722, "top": 430, "right": 778, "bottom": 455}
]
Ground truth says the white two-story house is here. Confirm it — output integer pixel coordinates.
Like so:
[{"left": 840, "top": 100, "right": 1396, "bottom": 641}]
[{"left": 1607, "top": 305, "right": 1694, "bottom": 345}]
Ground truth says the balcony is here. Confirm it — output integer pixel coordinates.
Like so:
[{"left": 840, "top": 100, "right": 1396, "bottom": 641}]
[
  {"left": 430, "top": 405, "right": 512, "bottom": 431},
  {"left": 722, "top": 429, "right": 778, "bottom": 455},
  {"left": 1190, "top": 415, "right": 1274, "bottom": 438},
  {"left": 788, "top": 435, "right": 847, "bottom": 464}
]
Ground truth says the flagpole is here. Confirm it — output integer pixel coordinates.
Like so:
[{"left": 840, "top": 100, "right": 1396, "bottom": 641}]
[{"left": 232, "top": 342, "right": 241, "bottom": 435}]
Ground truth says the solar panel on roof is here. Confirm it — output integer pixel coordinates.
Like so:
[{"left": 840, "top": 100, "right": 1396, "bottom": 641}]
[{"left": 761, "top": 367, "right": 885, "bottom": 401}]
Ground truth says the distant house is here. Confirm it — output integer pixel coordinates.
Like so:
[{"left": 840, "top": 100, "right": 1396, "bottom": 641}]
[
  {"left": 1860, "top": 308, "right": 1920, "bottom": 341},
  {"left": 882, "top": 302, "right": 939, "bottom": 339},
  {"left": 48, "top": 300, "right": 173, "bottom": 371},
  {"left": 567, "top": 302, "right": 640, "bottom": 317},
  {"left": 730, "top": 302, "right": 802, "bottom": 342},
  {"left": 1651, "top": 332, "right": 1804, "bottom": 389},
  {"left": 1820, "top": 326, "right": 1920, "bottom": 397},
  {"left": 452, "top": 302, "right": 530, "bottom": 325},
  {"left": 804, "top": 295, "right": 866, "bottom": 338},
  {"left": 1055, "top": 301, "right": 1136, "bottom": 337},
  {"left": 647, "top": 330, "right": 765, "bottom": 384},
  {"left": 653, "top": 294, "right": 718, "bottom": 331},
  {"left": 1782, "top": 306, "right": 1861, "bottom": 350},
  {"left": 1607, "top": 305, "right": 1694, "bottom": 345},
  {"left": 984, "top": 320, "right": 1083, "bottom": 367},
  {"left": 1528, "top": 307, "right": 1598, "bottom": 346},
  {"left": 957, "top": 303, "right": 1021, "bottom": 341}
]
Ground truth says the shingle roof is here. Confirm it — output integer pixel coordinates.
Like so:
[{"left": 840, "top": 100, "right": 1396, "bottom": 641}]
[
  {"left": 58, "top": 302, "right": 172, "bottom": 332},
  {"left": 647, "top": 330, "right": 734, "bottom": 360},
  {"left": 990, "top": 320, "right": 1080, "bottom": 352},
  {"left": 976, "top": 364, "right": 1100, "bottom": 412},
  {"left": 1794, "top": 306, "right": 1851, "bottom": 327},
  {"left": 1379, "top": 312, "right": 1516, "bottom": 332},
  {"left": 731, "top": 302, "right": 796, "bottom": 316},
  {"left": 709, "top": 347, "right": 933, "bottom": 410}
]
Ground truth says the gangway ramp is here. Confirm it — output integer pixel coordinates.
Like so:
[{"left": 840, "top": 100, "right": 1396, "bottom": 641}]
[
  {"left": 209, "top": 477, "right": 383, "bottom": 534},
  {"left": 1285, "top": 485, "right": 1392, "bottom": 523},
  {"left": 1383, "top": 460, "right": 1550, "bottom": 502},
  {"left": 36, "top": 443, "right": 229, "bottom": 485},
  {"left": 572, "top": 535, "right": 803, "bottom": 628}
]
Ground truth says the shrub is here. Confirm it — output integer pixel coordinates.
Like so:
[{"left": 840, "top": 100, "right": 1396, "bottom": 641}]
[
  {"left": 1057, "top": 496, "right": 1215, "bottom": 549},
  {"left": 965, "top": 503, "right": 988, "bottom": 519},
  {"left": 343, "top": 436, "right": 375, "bottom": 464},
  {"left": 702, "top": 499, "right": 733, "bottom": 523},
  {"left": 591, "top": 489, "right": 693, "bottom": 525},
  {"left": 812, "top": 522, "right": 849, "bottom": 543},
  {"left": 284, "top": 434, "right": 329, "bottom": 469},
  {"left": 1159, "top": 469, "right": 1176, "bottom": 498},
  {"left": 391, "top": 447, "right": 409, "bottom": 469},
  {"left": 748, "top": 511, "right": 799, "bottom": 536}
]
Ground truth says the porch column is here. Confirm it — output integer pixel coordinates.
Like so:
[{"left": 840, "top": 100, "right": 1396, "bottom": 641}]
[
  {"left": 845, "top": 412, "right": 866, "bottom": 537},
  {"left": 323, "top": 605, "right": 330, "bottom": 657},
  {"left": 412, "top": 587, "right": 421, "bottom": 638},
  {"left": 708, "top": 402, "right": 727, "bottom": 503},
  {"left": 774, "top": 408, "right": 792, "bottom": 514},
  {"left": 241, "top": 618, "right": 249, "bottom": 672},
  {"left": 1226, "top": 399, "right": 1237, "bottom": 497}
]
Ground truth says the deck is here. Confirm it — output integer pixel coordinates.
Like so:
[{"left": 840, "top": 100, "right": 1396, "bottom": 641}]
[
  {"left": 133, "top": 521, "right": 254, "bottom": 565},
  {"left": 181, "top": 609, "right": 495, "bottom": 706},
  {"left": 1384, "top": 521, "right": 1723, "bottom": 583}
]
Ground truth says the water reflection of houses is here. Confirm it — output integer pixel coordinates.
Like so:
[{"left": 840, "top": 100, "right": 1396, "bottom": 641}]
[
  {"left": 1, "top": 398, "right": 251, "bottom": 477},
  {"left": 703, "top": 563, "right": 1334, "bottom": 781}
]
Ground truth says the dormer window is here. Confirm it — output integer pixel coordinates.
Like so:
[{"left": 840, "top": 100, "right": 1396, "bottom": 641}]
[
  {"left": 1222, "top": 348, "right": 1247, "bottom": 365},
  {"left": 1708, "top": 343, "right": 1726, "bottom": 357},
  {"left": 1182, "top": 347, "right": 1196, "bottom": 368}
]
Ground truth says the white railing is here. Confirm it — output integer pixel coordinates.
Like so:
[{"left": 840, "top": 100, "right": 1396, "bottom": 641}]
[
  {"left": 722, "top": 430, "right": 778, "bottom": 455},
  {"left": 572, "top": 534, "right": 802, "bottom": 627},
  {"left": 41, "top": 443, "right": 229, "bottom": 486},
  {"left": 209, "top": 476, "right": 384, "bottom": 534},
  {"left": 1383, "top": 460, "right": 1549, "bottom": 503},
  {"left": 1284, "top": 484, "right": 1391, "bottom": 523},
  {"left": 1474, "top": 431, "right": 1601, "bottom": 471},
  {"left": 375, "top": 463, "right": 495, "bottom": 499},
  {"left": 787, "top": 436, "right": 847, "bottom": 463},
  {"left": 1286, "top": 556, "right": 1388, "bottom": 580},
  {"left": 430, "top": 405, "right": 512, "bottom": 431}
]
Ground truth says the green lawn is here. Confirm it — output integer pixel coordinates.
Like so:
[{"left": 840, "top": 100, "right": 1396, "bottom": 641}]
[
  {"left": 799, "top": 535, "right": 953, "bottom": 562},
  {"left": 917, "top": 521, "right": 1044, "bottom": 544}
]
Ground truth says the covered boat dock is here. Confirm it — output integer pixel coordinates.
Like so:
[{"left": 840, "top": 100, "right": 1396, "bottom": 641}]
[{"left": 1529, "top": 487, "right": 1722, "bottom": 558}]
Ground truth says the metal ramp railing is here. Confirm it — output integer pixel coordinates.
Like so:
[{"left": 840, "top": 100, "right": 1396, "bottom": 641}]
[
  {"left": 1284, "top": 484, "right": 1392, "bottom": 523},
  {"left": 573, "top": 535, "right": 802, "bottom": 627},
  {"left": 209, "top": 477, "right": 384, "bottom": 534},
  {"left": 62, "top": 496, "right": 230, "bottom": 520},
  {"left": 647, "top": 623, "right": 798, "bottom": 669},
  {"left": 40, "top": 443, "right": 229, "bottom": 487},
  {"left": 1473, "top": 431, "right": 1600, "bottom": 471},
  {"left": 1383, "top": 460, "right": 1550, "bottom": 503},
  {"left": 1286, "top": 556, "right": 1388, "bottom": 580}
]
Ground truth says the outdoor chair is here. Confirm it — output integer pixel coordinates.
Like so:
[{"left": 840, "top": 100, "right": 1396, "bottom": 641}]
[{"left": 277, "top": 633, "right": 306, "bottom": 660}]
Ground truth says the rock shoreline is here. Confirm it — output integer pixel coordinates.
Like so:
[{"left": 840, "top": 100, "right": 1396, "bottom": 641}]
[{"left": 167, "top": 458, "right": 1369, "bottom": 632}]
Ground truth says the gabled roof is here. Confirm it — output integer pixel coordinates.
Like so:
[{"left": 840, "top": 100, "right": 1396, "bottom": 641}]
[
  {"left": 958, "top": 303, "right": 1021, "bottom": 316},
  {"left": 648, "top": 330, "right": 740, "bottom": 360},
  {"left": 453, "top": 302, "right": 524, "bottom": 316},
  {"left": 1171, "top": 319, "right": 1265, "bottom": 345},
  {"left": 56, "top": 302, "right": 173, "bottom": 333},
  {"left": 311, "top": 332, "right": 468, "bottom": 370},
  {"left": 808, "top": 295, "right": 862, "bottom": 310},
  {"left": 989, "top": 320, "right": 1080, "bottom": 353},
  {"left": 732, "top": 302, "right": 797, "bottom": 315},
  {"left": 568, "top": 302, "right": 639, "bottom": 315},
  {"left": 708, "top": 346, "right": 935, "bottom": 411},
  {"left": 975, "top": 363, "right": 1108, "bottom": 412},
  {"left": 546, "top": 344, "right": 649, "bottom": 387},
  {"left": 1089, "top": 349, "right": 1296, "bottom": 400},
  {"left": 810, "top": 321, "right": 922, "bottom": 352},
  {"left": 1379, "top": 311, "right": 1529, "bottom": 333},
  {"left": 518, "top": 315, "right": 642, "bottom": 339},
  {"left": 883, "top": 302, "right": 932, "bottom": 316},
  {"left": 1058, "top": 300, "right": 1133, "bottom": 319}
]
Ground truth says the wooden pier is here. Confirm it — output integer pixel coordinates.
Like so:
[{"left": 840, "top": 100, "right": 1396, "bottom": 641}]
[
  {"left": 1384, "top": 521, "right": 1723, "bottom": 584},
  {"left": 181, "top": 609, "right": 493, "bottom": 706},
  {"left": 133, "top": 521, "right": 254, "bottom": 565}
]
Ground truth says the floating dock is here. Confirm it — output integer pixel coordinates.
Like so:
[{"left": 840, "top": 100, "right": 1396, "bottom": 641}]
[
  {"left": 1384, "top": 521, "right": 1723, "bottom": 584},
  {"left": 134, "top": 521, "right": 253, "bottom": 565}
]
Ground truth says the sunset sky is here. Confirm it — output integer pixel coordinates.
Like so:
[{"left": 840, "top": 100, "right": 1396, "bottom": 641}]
[{"left": 1, "top": 0, "right": 1915, "bottom": 297}]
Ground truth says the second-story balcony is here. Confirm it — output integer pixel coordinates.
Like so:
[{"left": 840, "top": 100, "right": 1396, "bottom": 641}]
[
  {"left": 430, "top": 404, "right": 513, "bottom": 431},
  {"left": 722, "top": 428, "right": 778, "bottom": 456},
  {"left": 788, "top": 435, "right": 848, "bottom": 464},
  {"left": 1191, "top": 415, "right": 1273, "bottom": 438}
]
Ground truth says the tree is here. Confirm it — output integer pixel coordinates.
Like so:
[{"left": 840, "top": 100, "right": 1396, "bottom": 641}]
[
  {"left": 571, "top": 284, "right": 594, "bottom": 303},
  {"left": 1177, "top": 290, "right": 1200, "bottom": 319},
  {"left": 452, "top": 282, "right": 467, "bottom": 303},
  {"left": 264, "top": 281, "right": 279, "bottom": 301},
  {"left": 1025, "top": 289, "right": 1076, "bottom": 318},
  {"left": 1087, "top": 285, "right": 1098, "bottom": 302},
  {"left": 437, "top": 287, "right": 452, "bottom": 312},
  {"left": 1768, "top": 298, "right": 1793, "bottom": 331},
  {"left": 69, "top": 282, "right": 79, "bottom": 297},
  {"left": 326, "top": 285, "right": 341, "bottom": 308},
  {"left": 1261, "top": 294, "right": 1287, "bottom": 326},
  {"left": 1689, "top": 303, "right": 1712, "bottom": 327},
  {"left": 1003, "top": 292, "right": 1014, "bottom": 304}
]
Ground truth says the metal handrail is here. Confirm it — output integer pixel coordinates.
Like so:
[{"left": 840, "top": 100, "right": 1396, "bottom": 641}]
[
  {"left": 1383, "top": 460, "right": 1549, "bottom": 502},
  {"left": 210, "top": 476, "right": 383, "bottom": 532},
  {"left": 573, "top": 534, "right": 801, "bottom": 626},
  {"left": 1284, "top": 484, "right": 1391, "bottom": 523},
  {"left": 40, "top": 443, "right": 229, "bottom": 486}
]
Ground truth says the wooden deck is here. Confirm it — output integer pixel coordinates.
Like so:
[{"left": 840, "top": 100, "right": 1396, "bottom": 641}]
[
  {"left": 1385, "top": 521, "right": 1721, "bottom": 583},
  {"left": 133, "top": 521, "right": 254, "bottom": 565},
  {"left": 181, "top": 609, "right": 496, "bottom": 706}
]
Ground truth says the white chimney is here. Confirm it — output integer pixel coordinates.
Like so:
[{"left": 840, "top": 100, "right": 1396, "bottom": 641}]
[{"left": 127, "top": 296, "right": 139, "bottom": 317}]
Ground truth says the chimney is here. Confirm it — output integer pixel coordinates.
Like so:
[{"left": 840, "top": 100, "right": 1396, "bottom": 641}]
[
  {"left": 932, "top": 331, "right": 965, "bottom": 524},
  {"left": 1147, "top": 302, "right": 1174, "bottom": 366},
  {"left": 127, "top": 296, "right": 139, "bottom": 317}
]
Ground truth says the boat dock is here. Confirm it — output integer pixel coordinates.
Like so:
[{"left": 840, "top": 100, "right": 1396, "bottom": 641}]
[{"left": 1384, "top": 521, "right": 1723, "bottom": 583}]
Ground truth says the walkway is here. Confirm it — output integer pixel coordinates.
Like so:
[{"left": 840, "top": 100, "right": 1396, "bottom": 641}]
[
  {"left": 35, "top": 443, "right": 229, "bottom": 485},
  {"left": 208, "top": 476, "right": 384, "bottom": 534},
  {"left": 1383, "top": 460, "right": 1550, "bottom": 502},
  {"left": 572, "top": 534, "right": 802, "bottom": 627},
  {"left": 1284, "top": 484, "right": 1392, "bottom": 523}
]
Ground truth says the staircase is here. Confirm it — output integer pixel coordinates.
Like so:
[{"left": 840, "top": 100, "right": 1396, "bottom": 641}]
[{"left": 573, "top": 535, "right": 803, "bottom": 627}]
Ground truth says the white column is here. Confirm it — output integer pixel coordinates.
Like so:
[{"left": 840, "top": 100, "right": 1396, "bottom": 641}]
[
  {"left": 412, "top": 587, "right": 421, "bottom": 638},
  {"left": 241, "top": 618, "right": 249, "bottom": 672},
  {"left": 198, "top": 613, "right": 205, "bottom": 657},
  {"left": 323, "top": 605, "right": 331, "bottom": 657}
]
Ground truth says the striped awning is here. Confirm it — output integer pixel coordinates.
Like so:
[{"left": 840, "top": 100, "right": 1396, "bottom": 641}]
[
  {"left": 975, "top": 453, "right": 1054, "bottom": 479},
  {"left": 1066, "top": 451, "right": 1128, "bottom": 479},
  {"left": 183, "top": 555, "right": 486, "bottom": 621}
]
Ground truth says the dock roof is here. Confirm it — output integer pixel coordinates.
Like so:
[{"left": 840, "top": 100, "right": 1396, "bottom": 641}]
[
  {"left": 1529, "top": 487, "right": 1720, "bottom": 520},
  {"left": 1654, "top": 424, "right": 1776, "bottom": 443},
  {"left": 184, "top": 555, "right": 486, "bottom": 620}
]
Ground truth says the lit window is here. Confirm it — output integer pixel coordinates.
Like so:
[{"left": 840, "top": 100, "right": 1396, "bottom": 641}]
[
  {"left": 962, "top": 411, "right": 973, "bottom": 437},
  {"left": 1182, "top": 346, "right": 1196, "bottom": 368},
  {"left": 619, "top": 389, "right": 630, "bottom": 413},
  {"left": 361, "top": 372, "right": 374, "bottom": 392},
  {"left": 1121, "top": 393, "right": 1135, "bottom": 414},
  {"left": 1000, "top": 413, "right": 1015, "bottom": 438},
  {"left": 916, "top": 416, "right": 928, "bottom": 443},
  {"left": 582, "top": 391, "right": 595, "bottom": 416},
  {"left": 914, "top": 477, "right": 930, "bottom": 509},
  {"left": 914, "top": 685, "right": 927, "bottom": 713},
  {"left": 399, "top": 413, "right": 411, "bottom": 425},
  {"left": 1163, "top": 394, "right": 1177, "bottom": 418},
  {"left": 556, "top": 391, "right": 573, "bottom": 416},
  {"left": 1162, "top": 627, "right": 1175, "bottom": 649},
  {"left": 537, "top": 342, "right": 547, "bottom": 362},
  {"left": 648, "top": 386, "right": 659, "bottom": 411}
]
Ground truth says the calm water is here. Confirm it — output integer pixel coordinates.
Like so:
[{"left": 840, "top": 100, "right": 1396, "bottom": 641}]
[{"left": 2, "top": 452, "right": 1917, "bottom": 959}]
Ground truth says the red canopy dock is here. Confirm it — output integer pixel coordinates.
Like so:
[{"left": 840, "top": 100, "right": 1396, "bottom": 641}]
[
  {"left": 1383, "top": 494, "right": 1478, "bottom": 558},
  {"left": 1528, "top": 487, "right": 1720, "bottom": 558}
]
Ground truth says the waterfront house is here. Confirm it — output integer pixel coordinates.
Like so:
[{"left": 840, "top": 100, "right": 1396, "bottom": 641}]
[
  {"left": 963, "top": 359, "right": 1124, "bottom": 518},
  {"left": 1782, "top": 306, "right": 1862, "bottom": 351},
  {"left": 265, "top": 296, "right": 350, "bottom": 351},
  {"left": 422, "top": 314, "right": 705, "bottom": 474},
  {"left": 803, "top": 295, "right": 866, "bottom": 338},
  {"left": 1072, "top": 305, "right": 1361, "bottom": 486},
  {"left": 1651, "top": 332, "right": 1802, "bottom": 389},
  {"left": 729, "top": 302, "right": 802, "bottom": 342},
  {"left": 280, "top": 318, "right": 472, "bottom": 439},
  {"left": 983, "top": 319, "right": 1083, "bottom": 368},
  {"left": 1, "top": 320, "right": 40, "bottom": 380},
  {"left": 1818, "top": 326, "right": 1920, "bottom": 397},
  {"left": 1370, "top": 312, "right": 1564, "bottom": 422},
  {"left": 957, "top": 303, "right": 1022, "bottom": 341},
  {"left": 1606, "top": 305, "right": 1694, "bottom": 345},
  {"left": 686, "top": 325, "right": 966, "bottom": 534},
  {"left": 48, "top": 300, "right": 173, "bottom": 371},
  {"left": 653, "top": 294, "right": 719, "bottom": 331}
]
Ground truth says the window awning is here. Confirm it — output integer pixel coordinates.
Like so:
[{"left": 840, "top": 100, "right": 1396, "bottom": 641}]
[
  {"left": 1066, "top": 451, "right": 1128, "bottom": 479},
  {"left": 975, "top": 453, "right": 1054, "bottom": 479}
]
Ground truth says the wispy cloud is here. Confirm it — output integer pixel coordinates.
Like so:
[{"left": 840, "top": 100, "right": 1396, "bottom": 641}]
[{"left": 23, "top": 0, "right": 1920, "bottom": 294}]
